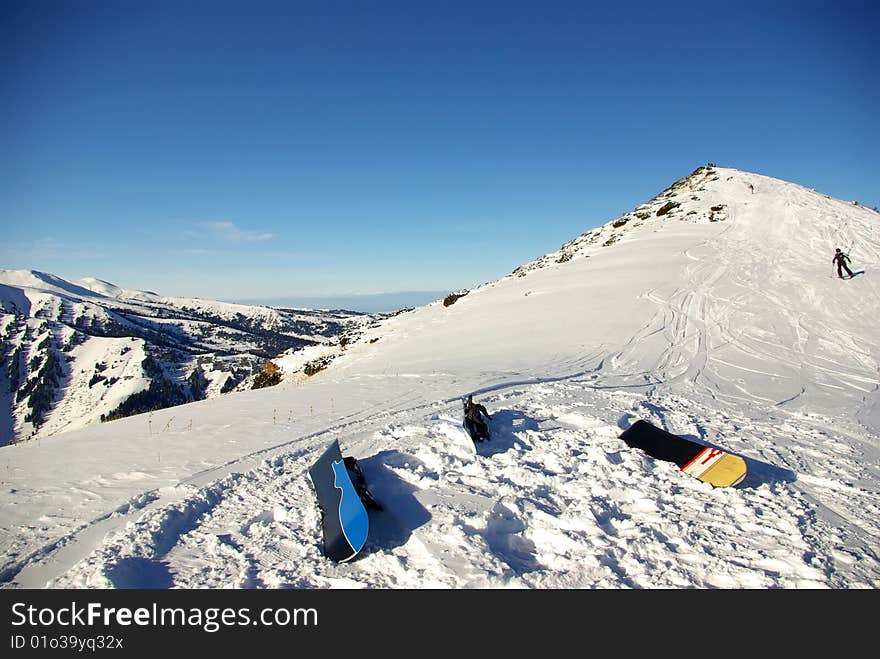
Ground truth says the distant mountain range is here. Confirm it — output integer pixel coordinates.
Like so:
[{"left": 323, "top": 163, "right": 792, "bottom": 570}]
[
  {"left": 0, "top": 270, "right": 388, "bottom": 444},
  {"left": 235, "top": 291, "right": 447, "bottom": 313}
]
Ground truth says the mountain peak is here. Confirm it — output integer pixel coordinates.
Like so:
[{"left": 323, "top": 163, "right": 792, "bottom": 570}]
[
  {"left": 0, "top": 268, "right": 108, "bottom": 300},
  {"left": 75, "top": 277, "right": 124, "bottom": 297},
  {"left": 2, "top": 165, "right": 879, "bottom": 589},
  {"left": 510, "top": 163, "right": 876, "bottom": 279}
]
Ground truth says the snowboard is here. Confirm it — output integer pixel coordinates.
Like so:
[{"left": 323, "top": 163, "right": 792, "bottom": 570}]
[
  {"left": 619, "top": 420, "right": 747, "bottom": 487},
  {"left": 462, "top": 398, "right": 490, "bottom": 444},
  {"left": 308, "top": 439, "right": 370, "bottom": 562},
  {"left": 343, "top": 456, "right": 383, "bottom": 511}
]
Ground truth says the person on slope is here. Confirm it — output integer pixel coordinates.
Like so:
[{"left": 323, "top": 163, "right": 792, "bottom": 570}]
[
  {"left": 832, "top": 248, "right": 854, "bottom": 279},
  {"left": 464, "top": 395, "right": 492, "bottom": 442}
]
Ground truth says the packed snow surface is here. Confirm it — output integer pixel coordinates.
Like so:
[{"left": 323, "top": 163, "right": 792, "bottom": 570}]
[{"left": 1, "top": 167, "right": 878, "bottom": 588}]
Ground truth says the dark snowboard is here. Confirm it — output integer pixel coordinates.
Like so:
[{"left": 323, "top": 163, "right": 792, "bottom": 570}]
[
  {"left": 343, "top": 456, "right": 383, "bottom": 511},
  {"left": 462, "top": 398, "right": 490, "bottom": 444},
  {"left": 308, "top": 439, "right": 370, "bottom": 562},
  {"left": 619, "top": 420, "right": 747, "bottom": 487}
]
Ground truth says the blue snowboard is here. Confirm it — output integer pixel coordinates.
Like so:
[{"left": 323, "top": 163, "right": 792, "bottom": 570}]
[{"left": 308, "top": 439, "right": 369, "bottom": 562}]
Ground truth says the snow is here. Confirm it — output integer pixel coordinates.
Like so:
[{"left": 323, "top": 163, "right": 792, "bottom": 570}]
[
  {"left": 1, "top": 166, "right": 878, "bottom": 589},
  {"left": 37, "top": 336, "right": 151, "bottom": 437},
  {"left": 0, "top": 270, "right": 103, "bottom": 302},
  {"left": 0, "top": 268, "right": 374, "bottom": 445},
  {"left": 75, "top": 276, "right": 286, "bottom": 329}
]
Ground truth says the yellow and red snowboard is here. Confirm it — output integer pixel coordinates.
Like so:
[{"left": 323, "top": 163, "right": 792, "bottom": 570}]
[{"left": 619, "top": 420, "right": 747, "bottom": 487}]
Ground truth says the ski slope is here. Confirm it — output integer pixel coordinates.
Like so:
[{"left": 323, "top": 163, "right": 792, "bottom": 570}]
[{"left": 1, "top": 166, "right": 878, "bottom": 588}]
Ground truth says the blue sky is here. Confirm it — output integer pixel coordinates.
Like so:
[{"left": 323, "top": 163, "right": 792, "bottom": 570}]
[{"left": 2, "top": 0, "right": 877, "bottom": 306}]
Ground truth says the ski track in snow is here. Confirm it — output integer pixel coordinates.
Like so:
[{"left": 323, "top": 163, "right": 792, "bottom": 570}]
[{"left": 49, "top": 381, "right": 875, "bottom": 589}]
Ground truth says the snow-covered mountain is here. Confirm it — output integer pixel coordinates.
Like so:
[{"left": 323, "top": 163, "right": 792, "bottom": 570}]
[
  {"left": 0, "top": 271, "right": 384, "bottom": 444},
  {"left": 2, "top": 164, "right": 878, "bottom": 589}
]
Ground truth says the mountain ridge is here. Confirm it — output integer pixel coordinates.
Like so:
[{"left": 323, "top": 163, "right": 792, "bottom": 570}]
[
  {"left": 0, "top": 270, "right": 384, "bottom": 444},
  {"left": 2, "top": 163, "right": 878, "bottom": 589}
]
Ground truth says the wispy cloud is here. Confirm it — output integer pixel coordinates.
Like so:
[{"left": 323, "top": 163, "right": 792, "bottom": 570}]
[{"left": 198, "top": 221, "right": 275, "bottom": 242}]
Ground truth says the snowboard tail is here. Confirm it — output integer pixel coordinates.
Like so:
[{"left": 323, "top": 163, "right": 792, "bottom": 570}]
[
  {"left": 619, "top": 420, "right": 747, "bottom": 487},
  {"left": 308, "top": 439, "right": 370, "bottom": 562}
]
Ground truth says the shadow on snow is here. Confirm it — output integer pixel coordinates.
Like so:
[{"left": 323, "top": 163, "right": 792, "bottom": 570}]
[
  {"left": 476, "top": 409, "right": 543, "bottom": 458},
  {"left": 350, "top": 450, "right": 432, "bottom": 559},
  {"left": 104, "top": 556, "right": 174, "bottom": 589}
]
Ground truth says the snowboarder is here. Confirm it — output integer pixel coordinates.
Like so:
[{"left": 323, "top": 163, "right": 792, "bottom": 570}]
[
  {"left": 464, "top": 395, "right": 492, "bottom": 442},
  {"left": 832, "top": 248, "right": 854, "bottom": 279}
]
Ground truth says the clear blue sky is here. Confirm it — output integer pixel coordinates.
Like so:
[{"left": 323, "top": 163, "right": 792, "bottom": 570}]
[{"left": 2, "top": 0, "right": 877, "bottom": 303}]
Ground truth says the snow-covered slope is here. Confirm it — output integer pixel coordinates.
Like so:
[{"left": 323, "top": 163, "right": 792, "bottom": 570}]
[
  {"left": 0, "top": 271, "right": 380, "bottom": 444},
  {"left": 1, "top": 165, "right": 878, "bottom": 589}
]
